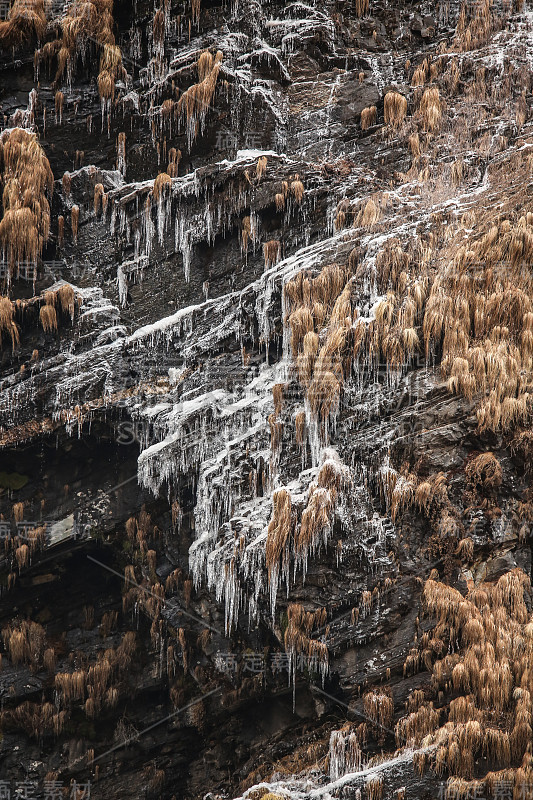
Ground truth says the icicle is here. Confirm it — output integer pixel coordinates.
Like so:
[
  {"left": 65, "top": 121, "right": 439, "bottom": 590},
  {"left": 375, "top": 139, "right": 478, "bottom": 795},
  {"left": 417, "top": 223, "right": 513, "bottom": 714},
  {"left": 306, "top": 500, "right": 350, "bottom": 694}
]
[{"left": 117, "top": 264, "right": 128, "bottom": 307}]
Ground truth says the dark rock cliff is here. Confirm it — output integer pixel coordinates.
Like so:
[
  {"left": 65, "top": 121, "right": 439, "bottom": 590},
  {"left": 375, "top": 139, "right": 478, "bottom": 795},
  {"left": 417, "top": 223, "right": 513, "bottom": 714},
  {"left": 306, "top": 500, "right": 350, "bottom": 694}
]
[{"left": 0, "top": 0, "right": 533, "bottom": 798}]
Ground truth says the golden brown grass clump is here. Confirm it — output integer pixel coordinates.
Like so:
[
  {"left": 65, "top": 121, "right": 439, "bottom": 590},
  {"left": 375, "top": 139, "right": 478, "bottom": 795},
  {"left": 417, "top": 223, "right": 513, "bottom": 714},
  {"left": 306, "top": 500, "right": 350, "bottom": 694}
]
[
  {"left": 62, "top": 171, "right": 71, "bottom": 197},
  {"left": 197, "top": 50, "right": 213, "bottom": 81},
  {"left": 43, "top": 647, "right": 56, "bottom": 674},
  {"left": 153, "top": 8, "right": 165, "bottom": 52},
  {"left": 384, "top": 92, "right": 407, "bottom": 128},
  {"left": 272, "top": 383, "right": 284, "bottom": 416},
  {"left": 37, "top": 0, "right": 126, "bottom": 102},
  {"left": 452, "top": 0, "right": 496, "bottom": 52},
  {"left": 99, "top": 610, "right": 118, "bottom": 637},
  {"left": 465, "top": 452, "right": 502, "bottom": 491},
  {"left": 284, "top": 263, "right": 353, "bottom": 429},
  {"left": 411, "top": 58, "right": 429, "bottom": 86},
  {"left": 275, "top": 192, "right": 285, "bottom": 212},
  {"left": 364, "top": 688, "right": 394, "bottom": 731},
  {"left": 419, "top": 86, "right": 442, "bottom": 132},
  {"left": 363, "top": 192, "right": 533, "bottom": 434},
  {"left": 0, "top": 128, "right": 53, "bottom": 279},
  {"left": 294, "top": 409, "right": 306, "bottom": 446},
  {"left": 266, "top": 450, "right": 350, "bottom": 596},
  {"left": 167, "top": 147, "right": 181, "bottom": 177},
  {"left": 192, "top": 0, "right": 201, "bottom": 24},
  {"left": 153, "top": 172, "right": 172, "bottom": 202},
  {"left": 381, "top": 461, "right": 456, "bottom": 543},
  {"left": 256, "top": 156, "right": 267, "bottom": 180},
  {"left": 39, "top": 304, "right": 57, "bottom": 333},
  {"left": 291, "top": 177, "right": 305, "bottom": 204},
  {"left": 451, "top": 158, "right": 464, "bottom": 186},
  {"left": 366, "top": 777, "right": 383, "bottom": 800},
  {"left": 94, "top": 182, "right": 106, "bottom": 215},
  {"left": 426, "top": 215, "right": 533, "bottom": 431},
  {"left": 15, "top": 543, "right": 30, "bottom": 569},
  {"left": 177, "top": 50, "right": 223, "bottom": 145},
  {"left": 2, "top": 620, "right": 45, "bottom": 669},
  {"left": 360, "top": 105, "right": 377, "bottom": 130},
  {"left": 263, "top": 240, "right": 281, "bottom": 269},
  {"left": 397, "top": 568, "right": 533, "bottom": 790},
  {"left": 0, "top": 0, "right": 46, "bottom": 48},
  {"left": 57, "top": 215, "right": 64, "bottom": 247},
  {"left": 0, "top": 297, "right": 20, "bottom": 352},
  {"left": 0, "top": 700, "right": 66, "bottom": 740},
  {"left": 284, "top": 603, "right": 328, "bottom": 670},
  {"left": 409, "top": 132, "right": 421, "bottom": 157},
  {"left": 355, "top": 198, "right": 381, "bottom": 228},
  {"left": 265, "top": 488, "right": 292, "bottom": 584}
]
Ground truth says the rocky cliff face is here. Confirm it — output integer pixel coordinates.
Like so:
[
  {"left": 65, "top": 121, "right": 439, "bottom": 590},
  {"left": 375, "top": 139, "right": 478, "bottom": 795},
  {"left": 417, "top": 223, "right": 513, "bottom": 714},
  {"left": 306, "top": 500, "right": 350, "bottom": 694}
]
[{"left": 1, "top": 0, "right": 533, "bottom": 798}]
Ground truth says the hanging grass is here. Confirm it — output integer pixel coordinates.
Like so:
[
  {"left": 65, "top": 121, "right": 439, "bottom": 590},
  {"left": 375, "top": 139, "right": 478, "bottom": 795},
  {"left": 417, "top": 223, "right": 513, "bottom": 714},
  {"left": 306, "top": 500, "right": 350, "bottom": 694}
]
[{"left": 0, "top": 128, "right": 53, "bottom": 281}]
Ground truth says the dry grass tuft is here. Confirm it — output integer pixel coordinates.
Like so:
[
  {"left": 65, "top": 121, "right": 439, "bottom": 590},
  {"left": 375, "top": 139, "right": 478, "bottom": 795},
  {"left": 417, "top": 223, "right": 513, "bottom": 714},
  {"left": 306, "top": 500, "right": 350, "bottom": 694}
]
[
  {"left": 291, "top": 177, "right": 305, "bottom": 204},
  {"left": 411, "top": 58, "right": 429, "bottom": 87},
  {"left": 452, "top": 0, "right": 496, "bottom": 52},
  {"left": 455, "top": 537, "right": 474, "bottom": 561},
  {"left": 62, "top": 172, "right": 71, "bottom": 197},
  {"left": 384, "top": 92, "right": 407, "bottom": 128},
  {"left": 398, "top": 569, "right": 533, "bottom": 784},
  {"left": 0, "top": 0, "right": 46, "bottom": 48},
  {"left": 153, "top": 172, "right": 172, "bottom": 202},
  {"left": 265, "top": 452, "right": 349, "bottom": 597},
  {"left": 94, "top": 183, "right": 106, "bottom": 215},
  {"left": 366, "top": 776, "right": 383, "bottom": 800},
  {"left": 0, "top": 297, "right": 20, "bottom": 352},
  {"left": 364, "top": 688, "right": 394, "bottom": 731},
  {"left": 295, "top": 409, "right": 306, "bottom": 446},
  {"left": 57, "top": 215, "right": 64, "bottom": 248},
  {"left": 263, "top": 240, "right": 281, "bottom": 269},
  {"left": 273, "top": 383, "right": 284, "bottom": 416},
  {"left": 16, "top": 543, "right": 30, "bottom": 569},
  {"left": 364, "top": 208, "right": 533, "bottom": 433},
  {"left": 419, "top": 86, "right": 442, "bottom": 132},
  {"left": 266, "top": 489, "right": 292, "bottom": 584},
  {"left": 177, "top": 50, "right": 223, "bottom": 145},
  {"left": 2, "top": 620, "right": 45, "bottom": 669},
  {"left": 284, "top": 263, "right": 352, "bottom": 431},
  {"left": 465, "top": 452, "right": 502, "bottom": 491},
  {"left": 197, "top": 50, "right": 213, "bottom": 81},
  {"left": 256, "top": 156, "right": 267, "bottom": 180},
  {"left": 284, "top": 603, "right": 328, "bottom": 671},
  {"left": 451, "top": 159, "right": 464, "bottom": 186},
  {"left": 153, "top": 8, "right": 165, "bottom": 49},
  {"left": 275, "top": 192, "right": 285, "bottom": 212},
  {"left": 167, "top": 147, "right": 181, "bottom": 177},
  {"left": 0, "top": 128, "right": 53, "bottom": 279},
  {"left": 39, "top": 304, "right": 57, "bottom": 333},
  {"left": 361, "top": 105, "right": 377, "bottom": 130},
  {"left": 409, "top": 132, "right": 421, "bottom": 157},
  {"left": 37, "top": 0, "right": 126, "bottom": 102},
  {"left": 356, "top": 198, "right": 381, "bottom": 228}
]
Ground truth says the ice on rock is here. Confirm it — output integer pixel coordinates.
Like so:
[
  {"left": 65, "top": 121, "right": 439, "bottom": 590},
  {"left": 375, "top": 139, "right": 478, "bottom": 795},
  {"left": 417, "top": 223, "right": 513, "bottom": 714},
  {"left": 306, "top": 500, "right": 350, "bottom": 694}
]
[{"left": 329, "top": 729, "right": 363, "bottom": 781}]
